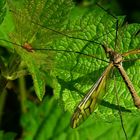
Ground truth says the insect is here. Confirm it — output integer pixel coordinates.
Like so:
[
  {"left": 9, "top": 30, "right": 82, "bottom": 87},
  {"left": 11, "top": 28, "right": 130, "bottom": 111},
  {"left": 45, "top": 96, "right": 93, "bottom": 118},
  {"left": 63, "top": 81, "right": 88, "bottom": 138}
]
[{"left": 70, "top": 44, "right": 140, "bottom": 128}]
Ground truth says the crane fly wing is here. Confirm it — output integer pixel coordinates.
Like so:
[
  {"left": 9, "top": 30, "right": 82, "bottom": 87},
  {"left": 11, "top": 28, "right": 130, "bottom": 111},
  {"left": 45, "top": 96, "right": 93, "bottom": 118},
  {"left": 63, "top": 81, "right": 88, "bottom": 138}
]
[{"left": 71, "top": 62, "right": 113, "bottom": 128}]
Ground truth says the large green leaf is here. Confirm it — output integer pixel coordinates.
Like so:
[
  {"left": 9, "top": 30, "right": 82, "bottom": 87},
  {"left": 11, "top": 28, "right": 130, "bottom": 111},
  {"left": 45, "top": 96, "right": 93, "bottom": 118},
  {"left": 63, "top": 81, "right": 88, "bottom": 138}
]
[{"left": 46, "top": 6, "right": 140, "bottom": 117}]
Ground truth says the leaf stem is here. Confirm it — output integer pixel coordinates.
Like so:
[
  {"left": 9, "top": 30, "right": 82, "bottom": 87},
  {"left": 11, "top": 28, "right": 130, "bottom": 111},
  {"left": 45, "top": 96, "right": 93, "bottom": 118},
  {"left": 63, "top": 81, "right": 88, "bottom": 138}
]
[
  {"left": 18, "top": 76, "right": 27, "bottom": 113},
  {"left": 0, "top": 89, "right": 7, "bottom": 127}
]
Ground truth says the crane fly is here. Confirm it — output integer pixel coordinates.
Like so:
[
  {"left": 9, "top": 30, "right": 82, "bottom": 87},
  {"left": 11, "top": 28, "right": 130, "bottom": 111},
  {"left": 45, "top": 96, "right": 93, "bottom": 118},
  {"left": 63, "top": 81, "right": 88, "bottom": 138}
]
[{"left": 71, "top": 44, "right": 140, "bottom": 128}]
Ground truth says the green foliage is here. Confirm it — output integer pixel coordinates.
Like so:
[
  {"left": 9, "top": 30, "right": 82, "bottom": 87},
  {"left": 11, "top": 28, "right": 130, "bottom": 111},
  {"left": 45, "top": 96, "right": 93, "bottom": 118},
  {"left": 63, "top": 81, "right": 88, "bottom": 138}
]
[
  {"left": 20, "top": 97, "right": 71, "bottom": 140},
  {"left": 0, "top": 0, "right": 6, "bottom": 24},
  {"left": 20, "top": 97, "right": 140, "bottom": 140},
  {"left": 0, "top": 0, "right": 140, "bottom": 139},
  {"left": 0, "top": 131, "right": 17, "bottom": 140}
]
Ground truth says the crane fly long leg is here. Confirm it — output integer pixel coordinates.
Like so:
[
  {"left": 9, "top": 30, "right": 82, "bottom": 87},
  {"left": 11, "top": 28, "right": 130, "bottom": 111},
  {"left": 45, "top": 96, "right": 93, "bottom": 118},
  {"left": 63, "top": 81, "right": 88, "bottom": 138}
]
[
  {"left": 116, "top": 64, "right": 140, "bottom": 108},
  {"left": 122, "top": 48, "right": 140, "bottom": 57},
  {"left": 71, "top": 62, "right": 113, "bottom": 128}
]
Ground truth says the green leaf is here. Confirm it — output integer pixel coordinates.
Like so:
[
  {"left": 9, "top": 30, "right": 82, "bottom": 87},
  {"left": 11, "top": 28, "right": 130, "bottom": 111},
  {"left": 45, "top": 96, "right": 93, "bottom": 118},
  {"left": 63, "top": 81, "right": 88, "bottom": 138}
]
[
  {"left": 0, "top": 0, "right": 74, "bottom": 100},
  {"left": 43, "top": 6, "right": 140, "bottom": 121},
  {"left": 7, "top": 0, "right": 74, "bottom": 47}
]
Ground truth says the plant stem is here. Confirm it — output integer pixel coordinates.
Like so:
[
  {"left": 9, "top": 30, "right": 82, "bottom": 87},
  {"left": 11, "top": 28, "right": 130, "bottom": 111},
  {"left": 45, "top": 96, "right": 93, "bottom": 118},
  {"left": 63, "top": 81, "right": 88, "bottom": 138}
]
[
  {"left": 0, "top": 89, "right": 7, "bottom": 127},
  {"left": 19, "top": 76, "right": 27, "bottom": 113},
  {"left": 0, "top": 76, "right": 8, "bottom": 94}
]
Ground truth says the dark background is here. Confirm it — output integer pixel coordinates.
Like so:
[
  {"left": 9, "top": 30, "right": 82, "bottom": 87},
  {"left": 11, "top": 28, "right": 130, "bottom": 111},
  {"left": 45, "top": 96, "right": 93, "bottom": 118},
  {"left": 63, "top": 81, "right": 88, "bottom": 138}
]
[{"left": 75, "top": 0, "right": 140, "bottom": 23}]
